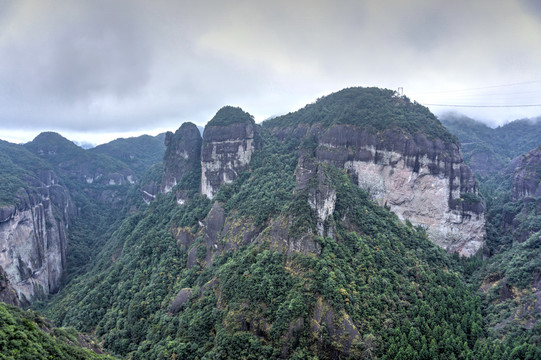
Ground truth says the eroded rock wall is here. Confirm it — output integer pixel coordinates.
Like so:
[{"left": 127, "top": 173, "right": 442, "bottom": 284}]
[
  {"left": 295, "top": 151, "right": 336, "bottom": 238},
  {"left": 162, "top": 122, "right": 202, "bottom": 194},
  {"left": 0, "top": 266, "right": 19, "bottom": 306},
  {"left": 0, "top": 174, "right": 74, "bottom": 303},
  {"left": 201, "top": 123, "right": 256, "bottom": 199},
  {"left": 274, "top": 124, "right": 486, "bottom": 256},
  {"left": 509, "top": 147, "right": 541, "bottom": 201}
]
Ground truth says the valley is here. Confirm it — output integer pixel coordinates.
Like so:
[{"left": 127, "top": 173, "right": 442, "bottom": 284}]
[{"left": 0, "top": 87, "right": 540, "bottom": 359}]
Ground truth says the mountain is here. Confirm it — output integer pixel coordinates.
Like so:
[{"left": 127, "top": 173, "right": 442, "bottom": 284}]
[
  {"left": 90, "top": 134, "right": 166, "bottom": 177},
  {"left": 38, "top": 87, "right": 536, "bottom": 359},
  {"left": 25, "top": 132, "right": 136, "bottom": 186},
  {"left": 442, "top": 114, "right": 541, "bottom": 357},
  {"left": 2, "top": 86, "right": 540, "bottom": 358},
  {"left": 471, "top": 149, "right": 541, "bottom": 351},
  {"left": 0, "top": 139, "right": 74, "bottom": 304},
  {"left": 265, "top": 88, "right": 484, "bottom": 256},
  {"left": 162, "top": 122, "right": 202, "bottom": 195},
  {"left": 441, "top": 114, "right": 541, "bottom": 178},
  {"left": 0, "top": 131, "right": 165, "bottom": 305},
  {"left": 201, "top": 106, "right": 260, "bottom": 199}
]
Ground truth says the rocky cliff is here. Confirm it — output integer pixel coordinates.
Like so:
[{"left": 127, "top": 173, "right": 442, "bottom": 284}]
[
  {"left": 497, "top": 147, "right": 541, "bottom": 243},
  {"left": 509, "top": 147, "right": 541, "bottom": 201},
  {"left": 162, "top": 122, "right": 202, "bottom": 194},
  {"left": 201, "top": 107, "right": 258, "bottom": 199},
  {"left": 0, "top": 171, "right": 74, "bottom": 303},
  {"left": 266, "top": 88, "right": 486, "bottom": 256},
  {"left": 0, "top": 266, "right": 19, "bottom": 306}
]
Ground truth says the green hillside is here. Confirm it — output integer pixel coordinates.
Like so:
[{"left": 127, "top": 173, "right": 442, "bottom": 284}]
[
  {"left": 0, "top": 140, "right": 51, "bottom": 205},
  {"left": 441, "top": 114, "right": 541, "bottom": 177},
  {"left": 265, "top": 87, "right": 457, "bottom": 144},
  {"left": 442, "top": 114, "right": 541, "bottom": 358},
  {"left": 42, "top": 129, "right": 520, "bottom": 359},
  {"left": 0, "top": 302, "right": 117, "bottom": 359},
  {"left": 91, "top": 135, "right": 165, "bottom": 177},
  {"left": 206, "top": 106, "right": 255, "bottom": 128}
]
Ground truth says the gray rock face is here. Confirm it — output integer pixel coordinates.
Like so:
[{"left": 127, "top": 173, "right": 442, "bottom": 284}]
[
  {"left": 273, "top": 123, "right": 486, "bottom": 256},
  {"left": 201, "top": 122, "right": 257, "bottom": 199},
  {"left": 468, "top": 150, "right": 503, "bottom": 178},
  {"left": 309, "top": 297, "right": 361, "bottom": 356},
  {"left": 509, "top": 147, "right": 541, "bottom": 201},
  {"left": 162, "top": 122, "right": 202, "bottom": 193},
  {"left": 0, "top": 266, "right": 19, "bottom": 306},
  {"left": 295, "top": 152, "right": 335, "bottom": 238},
  {"left": 0, "top": 182, "right": 74, "bottom": 303},
  {"left": 169, "top": 288, "right": 192, "bottom": 314},
  {"left": 261, "top": 216, "right": 321, "bottom": 255}
]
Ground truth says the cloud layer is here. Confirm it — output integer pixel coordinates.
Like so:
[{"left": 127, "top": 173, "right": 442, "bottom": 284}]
[{"left": 1, "top": 0, "right": 541, "bottom": 143}]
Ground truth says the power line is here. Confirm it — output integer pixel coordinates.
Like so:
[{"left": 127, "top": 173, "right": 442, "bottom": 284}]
[
  {"left": 410, "top": 80, "right": 541, "bottom": 95},
  {"left": 422, "top": 104, "right": 541, "bottom": 108}
]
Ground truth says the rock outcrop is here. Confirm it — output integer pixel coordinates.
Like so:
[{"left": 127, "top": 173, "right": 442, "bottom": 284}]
[
  {"left": 201, "top": 107, "right": 258, "bottom": 199},
  {"left": 272, "top": 123, "right": 486, "bottom": 256},
  {"left": 500, "top": 147, "right": 541, "bottom": 242},
  {"left": 162, "top": 123, "right": 202, "bottom": 193},
  {"left": 0, "top": 172, "right": 74, "bottom": 303},
  {"left": 509, "top": 147, "right": 541, "bottom": 201},
  {"left": 0, "top": 266, "right": 19, "bottom": 306},
  {"left": 295, "top": 151, "right": 336, "bottom": 238}
]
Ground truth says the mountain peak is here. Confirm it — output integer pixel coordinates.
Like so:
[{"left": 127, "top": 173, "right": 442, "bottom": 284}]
[
  {"left": 25, "top": 131, "right": 82, "bottom": 156},
  {"left": 206, "top": 106, "right": 254, "bottom": 128},
  {"left": 265, "top": 86, "right": 457, "bottom": 144}
]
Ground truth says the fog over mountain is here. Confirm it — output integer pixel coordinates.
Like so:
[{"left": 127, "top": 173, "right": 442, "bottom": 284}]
[{"left": 1, "top": 0, "right": 541, "bottom": 145}]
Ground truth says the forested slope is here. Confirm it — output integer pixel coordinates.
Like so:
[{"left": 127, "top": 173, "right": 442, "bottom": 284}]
[
  {"left": 43, "top": 125, "right": 524, "bottom": 359},
  {"left": 443, "top": 115, "right": 541, "bottom": 359},
  {"left": 1, "top": 87, "right": 539, "bottom": 359}
]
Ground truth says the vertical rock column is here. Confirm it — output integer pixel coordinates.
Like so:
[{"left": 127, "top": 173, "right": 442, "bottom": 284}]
[
  {"left": 162, "top": 122, "right": 202, "bottom": 194},
  {"left": 200, "top": 107, "right": 257, "bottom": 199}
]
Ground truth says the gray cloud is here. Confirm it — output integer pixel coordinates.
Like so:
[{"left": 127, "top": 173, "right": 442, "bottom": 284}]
[{"left": 0, "top": 0, "right": 540, "bottom": 143}]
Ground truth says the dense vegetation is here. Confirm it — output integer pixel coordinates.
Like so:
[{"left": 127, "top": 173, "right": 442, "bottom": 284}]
[
  {"left": 0, "top": 302, "right": 116, "bottom": 359},
  {"left": 442, "top": 116, "right": 541, "bottom": 359},
  {"left": 265, "top": 87, "right": 458, "bottom": 144},
  {"left": 2, "top": 90, "right": 541, "bottom": 358},
  {"left": 39, "top": 124, "right": 533, "bottom": 359},
  {"left": 0, "top": 140, "right": 51, "bottom": 205},
  {"left": 441, "top": 114, "right": 541, "bottom": 177},
  {"left": 91, "top": 135, "right": 165, "bottom": 177},
  {"left": 206, "top": 106, "right": 255, "bottom": 127},
  {"left": 24, "top": 132, "right": 128, "bottom": 174}
]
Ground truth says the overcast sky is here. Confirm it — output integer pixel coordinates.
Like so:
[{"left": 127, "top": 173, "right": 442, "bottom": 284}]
[{"left": 1, "top": 0, "right": 541, "bottom": 145}]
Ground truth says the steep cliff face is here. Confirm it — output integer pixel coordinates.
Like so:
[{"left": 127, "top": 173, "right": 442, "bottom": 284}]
[
  {"left": 0, "top": 172, "right": 74, "bottom": 303},
  {"left": 0, "top": 266, "right": 19, "bottom": 306},
  {"left": 266, "top": 88, "right": 485, "bottom": 256},
  {"left": 162, "top": 122, "right": 202, "bottom": 194},
  {"left": 295, "top": 151, "right": 336, "bottom": 239},
  {"left": 201, "top": 107, "right": 258, "bottom": 199},
  {"left": 277, "top": 123, "right": 485, "bottom": 256},
  {"left": 496, "top": 147, "right": 541, "bottom": 243},
  {"left": 509, "top": 147, "right": 541, "bottom": 201}
]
